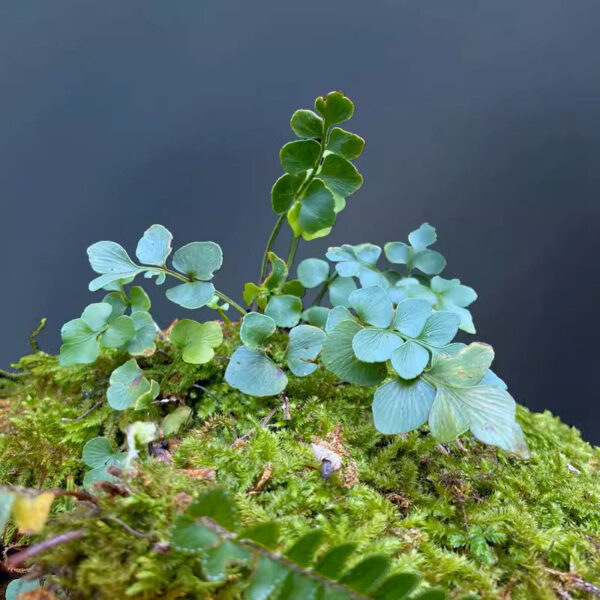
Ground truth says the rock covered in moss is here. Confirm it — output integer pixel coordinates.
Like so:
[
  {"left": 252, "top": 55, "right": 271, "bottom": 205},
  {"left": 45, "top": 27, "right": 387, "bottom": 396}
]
[{"left": 1, "top": 342, "right": 599, "bottom": 599}]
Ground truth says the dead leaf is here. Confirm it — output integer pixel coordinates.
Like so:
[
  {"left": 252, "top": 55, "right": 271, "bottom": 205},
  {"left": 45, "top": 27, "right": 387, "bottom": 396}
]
[
  {"left": 174, "top": 468, "right": 216, "bottom": 480},
  {"left": 247, "top": 463, "right": 273, "bottom": 496}
]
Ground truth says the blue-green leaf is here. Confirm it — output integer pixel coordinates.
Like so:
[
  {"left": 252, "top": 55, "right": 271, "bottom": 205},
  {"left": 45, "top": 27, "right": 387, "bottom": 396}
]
[
  {"left": 166, "top": 281, "right": 216, "bottom": 309},
  {"left": 430, "top": 276, "right": 478, "bottom": 333},
  {"left": 106, "top": 359, "right": 159, "bottom": 410},
  {"left": 81, "top": 302, "right": 113, "bottom": 330},
  {"left": 325, "top": 305, "right": 354, "bottom": 332},
  {"left": 321, "top": 320, "right": 387, "bottom": 386},
  {"left": 348, "top": 286, "right": 393, "bottom": 328},
  {"left": 265, "top": 295, "right": 302, "bottom": 328},
  {"left": 0, "top": 491, "right": 15, "bottom": 532},
  {"left": 419, "top": 312, "right": 460, "bottom": 347},
  {"left": 280, "top": 139, "right": 321, "bottom": 174},
  {"left": 225, "top": 346, "right": 288, "bottom": 397},
  {"left": 101, "top": 315, "right": 135, "bottom": 348},
  {"left": 408, "top": 223, "right": 437, "bottom": 249},
  {"left": 393, "top": 299, "right": 432, "bottom": 337},
  {"left": 135, "top": 224, "right": 173, "bottom": 266},
  {"left": 87, "top": 241, "right": 144, "bottom": 291},
  {"left": 124, "top": 311, "right": 157, "bottom": 355},
  {"left": 297, "top": 258, "right": 329, "bottom": 289},
  {"left": 171, "top": 514, "right": 220, "bottom": 554},
  {"left": 384, "top": 241, "right": 411, "bottom": 265},
  {"left": 170, "top": 319, "right": 223, "bottom": 364},
  {"left": 351, "top": 328, "right": 402, "bottom": 362},
  {"left": 328, "top": 276, "right": 357, "bottom": 307},
  {"left": 5, "top": 578, "right": 43, "bottom": 600},
  {"left": 373, "top": 378, "right": 436, "bottom": 434},
  {"left": 412, "top": 249, "right": 446, "bottom": 275},
  {"left": 302, "top": 306, "right": 330, "bottom": 328},
  {"left": 171, "top": 241, "right": 223, "bottom": 280},
  {"left": 82, "top": 437, "right": 116, "bottom": 469},
  {"left": 59, "top": 319, "right": 102, "bottom": 366},
  {"left": 286, "top": 325, "right": 325, "bottom": 376},
  {"left": 240, "top": 312, "right": 277, "bottom": 349},
  {"left": 429, "top": 342, "right": 494, "bottom": 387},
  {"left": 129, "top": 285, "right": 151, "bottom": 312},
  {"left": 390, "top": 341, "right": 429, "bottom": 379}
]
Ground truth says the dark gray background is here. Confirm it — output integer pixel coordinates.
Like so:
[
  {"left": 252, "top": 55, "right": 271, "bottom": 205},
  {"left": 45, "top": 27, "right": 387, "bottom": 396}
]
[{"left": 2, "top": 1, "right": 599, "bottom": 441}]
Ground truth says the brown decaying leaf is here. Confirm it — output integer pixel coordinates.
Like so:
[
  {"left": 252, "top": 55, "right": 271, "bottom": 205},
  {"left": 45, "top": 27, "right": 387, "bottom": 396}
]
[
  {"left": 174, "top": 468, "right": 216, "bottom": 480},
  {"left": 247, "top": 463, "right": 273, "bottom": 496}
]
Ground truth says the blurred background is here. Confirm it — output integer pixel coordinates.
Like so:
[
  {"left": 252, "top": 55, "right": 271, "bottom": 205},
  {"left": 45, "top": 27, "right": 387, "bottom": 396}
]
[{"left": 1, "top": 1, "right": 599, "bottom": 441}]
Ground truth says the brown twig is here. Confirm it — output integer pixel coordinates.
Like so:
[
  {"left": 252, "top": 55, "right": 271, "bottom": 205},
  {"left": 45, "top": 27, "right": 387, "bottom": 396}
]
[{"left": 5, "top": 529, "right": 87, "bottom": 569}]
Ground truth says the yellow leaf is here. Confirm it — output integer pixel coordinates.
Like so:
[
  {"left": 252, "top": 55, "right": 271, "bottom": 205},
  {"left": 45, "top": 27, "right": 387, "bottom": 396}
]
[{"left": 12, "top": 492, "right": 55, "bottom": 534}]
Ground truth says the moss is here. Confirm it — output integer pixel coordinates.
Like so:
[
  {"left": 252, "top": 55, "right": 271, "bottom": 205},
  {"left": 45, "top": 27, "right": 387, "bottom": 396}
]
[{"left": 1, "top": 332, "right": 599, "bottom": 599}]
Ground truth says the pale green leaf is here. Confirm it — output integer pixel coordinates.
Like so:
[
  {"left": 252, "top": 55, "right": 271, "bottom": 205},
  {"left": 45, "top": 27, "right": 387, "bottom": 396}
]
[
  {"left": 384, "top": 241, "right": 411, "bottom": 265},
  {"left": 103, "top": 291, "right": 128, "bottom": 321},
  {"left": 302, "top": 306, "right": 330, "bottom": 328},
  {"left": 240, "top": 312, "right": 276, "bottom": 349},
  {"left": 106, "top": 359, "right": 159, "bottom": 410},
  {"left": 170, "top": 319, "right": 223, "bottom": 364},
  {"left": 286, "top": 324, "right": 325, "bottom": 376},
  {"left": 87, "top": 241, "right": 143, "bottom": 291},
  {"left": 390, "top": 341, "right": 430, "bottom": 379},
  {"left": 351, "top": 328, "right": 402, "bottom": 362},
  {"left": 321, "top": 320, "right": 387, "bottom": 386},
  {"left": 412, "top": 249, "right": 446, "bottom": 275},
  {"left": 5, "top": 578, "right": 43, "bottom": 600},
  {"left": 348, "top": 285, "right": 393, "bottom": 328},
  {"left": 166, "top": 281, "right": 216, "bottom": 309},
  {"left": 171, "top": 241, "right": 223, "bottom": 280},
  {"left": 161, "top": 405, "right": 193, "bottom": 436},
  {"left": 124, "top": 311, "right": 157, "bottom": 355},
  {"left": 81, "top": 302, "right": 113, "bottom": 330},
  {"left": 59, "top": 319, "right": 101, "bottom": 366},
  {"left": 82, "top": 437, "right": 116, "bottom": 468},
  {"left": 0, "top": 491, "right": 15, "bottom": 532},
  {"left": 408, "top": 223, "right": 437, "bottom": 249},
  {"left": 225, "top": 346, "right": 288, "bottom": 397},
  {"left": 101, "top": 315, "right": 135, "bottom": 348},
  {"left": 429, "top": 342, "right": 494, "bottom": 387},
  {"left": 428, "top": 385, "right": 469, "bottom": 442},
  {"left": 135, "top": 224, "right": 173, "bottom": 266},
  {"left": 265, "top": 295, "right": 302, "bottom": 328},
  {"left": 129, "top": 286, "right": 151, "bottom": 312}
]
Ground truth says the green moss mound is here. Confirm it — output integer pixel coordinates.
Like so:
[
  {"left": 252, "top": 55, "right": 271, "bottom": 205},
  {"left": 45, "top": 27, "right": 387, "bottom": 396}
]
[{"left": 1, "top": 328, "right": 599, "bottom": 599}]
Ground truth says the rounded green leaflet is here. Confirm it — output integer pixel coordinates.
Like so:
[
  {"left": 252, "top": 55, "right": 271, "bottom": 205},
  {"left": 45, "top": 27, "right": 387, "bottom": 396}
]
[
  {"left": 103, "top": 291, "right": 128, "bottom": 321},
  {"left": 348, "top": 285, "right": 393, "bottom": 328},
  {"left": 412, "top": 249, "right": 446, "bottom": 275},
  {"left": 125, "top": 311, "right": 158, "bottom": 355},
  {"left": 59, "top": 319, "right": 101, "bottom": 366},
  {"left": 430, "top": 276, "right": 477, "bottom": 333},
  {"left": 390, "top": 341, "right": 430, "bottom": 379},
  {"left": 82, "top": 437, "right": 116, "bottom": 469},
  {"left": 326, "top": 127, "right": 365, "bottom": 160},
  {"left": 5, "top": 578, "right": 43, "bottom": 600},
  {"left": 171, "top": 241, "right": 223, "bottom": 280},
  {"left": 263, "top": 252, "right": 288, "bottom": 291},
  {"left": 393, "top": 299, "right": 432, "bottom": 337},
  {"left": 351, "top": 328, "right": 403, "bottom": 363},
  {"left": 297, "top": 258, "right": 329, "bottom": 288},
  {"left": 429, "top": 342, "right": 494, "bottom": 387},
  {"left": 106, "top": 359, "right": 159, "bottom": 410},
  {"left": 81, "top": 302, "right": 112, "bottom": 330},
  {"left": 166, "top": 281, "right": 216, "bottom": 309},
  {"left": 135, "top": 224, "right": 173, "bottom": 266},
  {"left": 129, "top": 285, "right": 151, "bottom": 312},
  {"left": 297, "top": 179, "right": 336, "bottom": 234},
  {"left": 171, "top": 514, "right": 221, "bottom": 554},
  {"left": 317, "top": 154, "right": 363, "bottom": 198},
  {"left": 286, "top": 324, "right": 325, "bottom": 376},
  {"left": 281, "top": 279, "right": 305, "bottom": 298},
  {"left": 280, "top": 139, "right": 321, "bottom": 174},
  {"left": 321, "top": 320, "right": 387, "bottom": 386},
  {"left": 302, "top": 306, "right": 330, "bottom": 328},
  {"left": 384, "top": 241, "right": 411, "bottom": 265},
  {"left": 264, "top": 295, "right": 302, "bottom": 328},
  {"left": 101, "top": 315, "right": 135, "bottom": 348},
  {"left": 170, "top": 319, "right": 223, "bottom": 364},
  {"left": 271, "top": 173, "right": 304, "bottom": 214},
  {"left": 328, "top": 276, "right": 357, "bottom": 307},
  {"left": 372, "top": 378, "right": 436, "bottom": 434},
  {"left": 161, "top": 405, "right": 193, "bottom": 437},
  {"left": 87, "top": 241, "right": 143, "bottom": 291},
  {"left": 419, "top": 311, "right": 460, "bottom": 347},
  {"left": 325, "top": 305, "right": 354, "bottom": 332},
  {"left": 408, "top": 223, "right": 437, "bottom": 249},
  {"left": 314, "top": 91, "right": 354, "bottom": 125},
  {"left": 240, "top": 312, "right": 276, "bottom": 349},
  {"left": 225, "top": 346, "right": 288, "bottom": 397},
  {"left": 290, "top": 109, "right": 323, "bottom": 138}
]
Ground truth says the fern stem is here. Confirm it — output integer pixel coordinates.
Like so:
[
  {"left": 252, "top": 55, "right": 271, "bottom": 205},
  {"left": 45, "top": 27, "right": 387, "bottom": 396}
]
[{"left": 259, "top": 214, "right": 286, "bottom": 282}]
